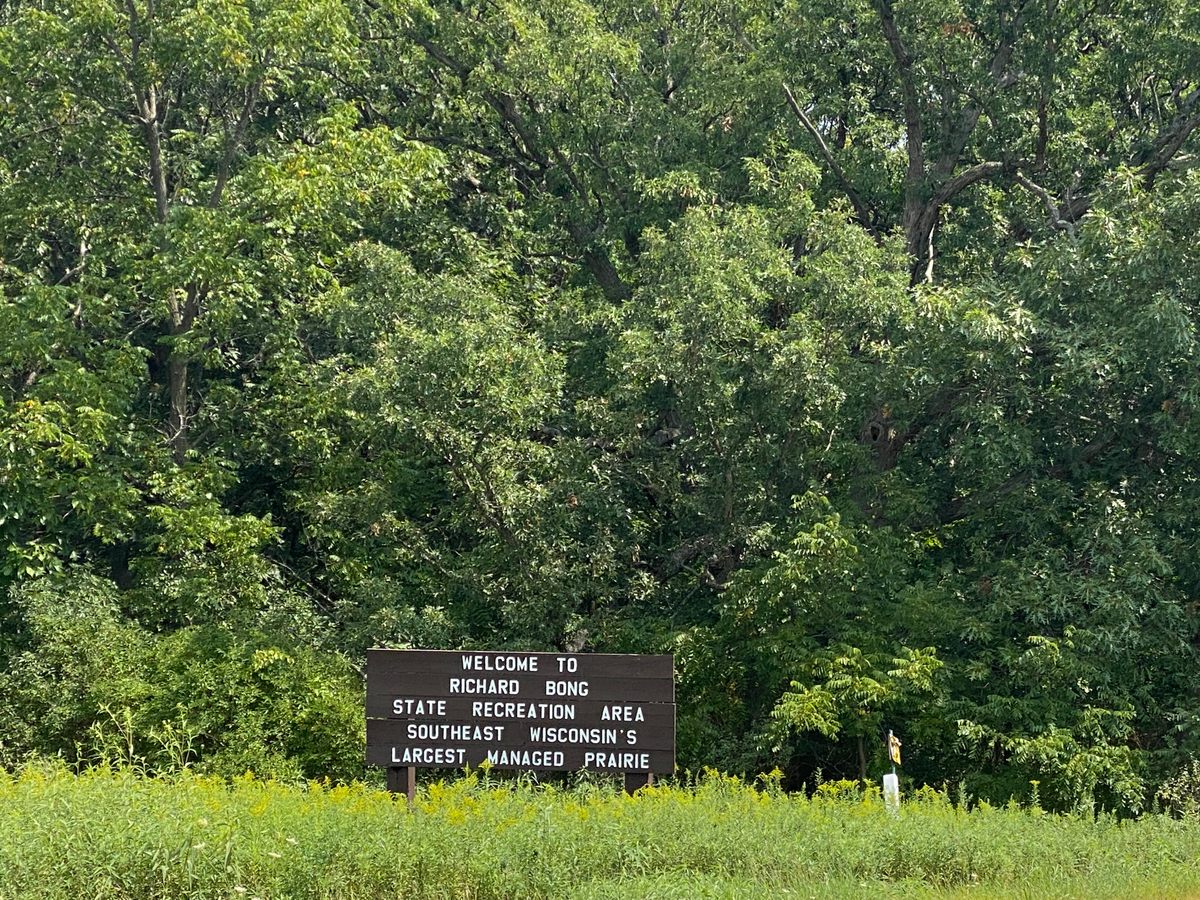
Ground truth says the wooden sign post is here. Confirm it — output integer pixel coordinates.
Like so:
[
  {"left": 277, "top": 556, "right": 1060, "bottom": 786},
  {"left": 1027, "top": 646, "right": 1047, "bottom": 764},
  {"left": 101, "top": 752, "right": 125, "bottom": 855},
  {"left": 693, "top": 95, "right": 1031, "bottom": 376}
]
[
  {"left": 386, "top": 763, "right": 416, "bottom": 807},
  {"left": 366, "top": 650, "right": 675, "bottom": 800}
]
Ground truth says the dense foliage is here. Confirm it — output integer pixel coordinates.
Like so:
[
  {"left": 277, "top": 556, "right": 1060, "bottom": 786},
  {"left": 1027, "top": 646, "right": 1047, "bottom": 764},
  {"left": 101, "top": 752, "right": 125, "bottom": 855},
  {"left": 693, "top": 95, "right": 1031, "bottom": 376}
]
[{"left": 1, "top": 0, "right": 1198, "bottom": 812}]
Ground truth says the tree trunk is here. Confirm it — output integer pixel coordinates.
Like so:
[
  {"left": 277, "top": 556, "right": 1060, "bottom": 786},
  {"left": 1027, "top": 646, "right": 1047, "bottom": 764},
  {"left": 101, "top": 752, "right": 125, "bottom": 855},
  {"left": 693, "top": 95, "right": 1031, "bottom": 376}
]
[
  {"left": 167, "top": 356, "right": 189, "bottom": 464},
  {"left": 906, "top": 202, "right": 938, "bottom": 285}
]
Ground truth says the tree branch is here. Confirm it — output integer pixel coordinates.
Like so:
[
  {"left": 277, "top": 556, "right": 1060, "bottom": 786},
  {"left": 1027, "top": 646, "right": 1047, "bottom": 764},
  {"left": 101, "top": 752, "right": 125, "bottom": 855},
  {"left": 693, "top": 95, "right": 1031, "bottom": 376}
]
[
  {"left": 933, "top": 3, "right": 1030, "bottom": 179},
  {"left": 875, "top": 0, "right": 924, "bottom": 189},
  {"left": 1055, "top": 85, "right": 1199, "bottom": 222},
  {"left": 208, "top": 65, "right": 268, "bottom": 209},
  {"left": 1013, "top": 171, "right": 1076, "bottom": 237},
  {"left": 139, "top": 86, "right": 170, "bottom": 225},
  {"left": 929, "top": 160, "right": 1008, "bottom": 209},
  {"left": 782, "top": 82, "right": 879, "bottom": 238},
  {"left": 1140, "top": 84, "right": 1200, "bottom": 186}
]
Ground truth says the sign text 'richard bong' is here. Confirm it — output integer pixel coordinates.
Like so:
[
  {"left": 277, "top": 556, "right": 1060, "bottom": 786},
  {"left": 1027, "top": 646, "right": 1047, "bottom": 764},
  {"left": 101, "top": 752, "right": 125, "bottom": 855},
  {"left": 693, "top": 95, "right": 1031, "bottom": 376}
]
[{"left": 365, "top": 650, "right": 675, "bottom": 773}]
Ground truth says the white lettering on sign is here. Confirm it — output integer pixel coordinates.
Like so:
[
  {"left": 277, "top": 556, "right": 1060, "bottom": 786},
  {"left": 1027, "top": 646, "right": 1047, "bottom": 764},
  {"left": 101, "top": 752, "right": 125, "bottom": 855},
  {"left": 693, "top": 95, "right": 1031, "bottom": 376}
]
[
  {"left": 583, "top": 751, "right": 650, "bottom": 770},
  {"left": 406, "top": 723, "right": 506, "bottom": 742},
  {"left": 461, "top": 654, "right": 539, "bottom": 673},
  {"left": 448, "top": 678, "right": 520, "bottom": 695},
  {"left": 391, "top": 746, "right": 466, "bottom": 766},
  {"left": 393, "top": 698, "right": 447, "bottom": 717},
  {"left": 528, "top": 726, "right": 618, "bottom": 744},
  {"left": 556, "top": 656, "right": 578, "bottom": 673},
  {"left": 471, "top": 701, "right": 576, "bottom": 720},
  {"left": 545, "top": 680, "right": 589, "bottom": 697},
  {"left": 600, "top": 705, "right": 644, "bottom": 722},
  {"left": 486, "top": 749, "right": 565, "bottom": 767}
]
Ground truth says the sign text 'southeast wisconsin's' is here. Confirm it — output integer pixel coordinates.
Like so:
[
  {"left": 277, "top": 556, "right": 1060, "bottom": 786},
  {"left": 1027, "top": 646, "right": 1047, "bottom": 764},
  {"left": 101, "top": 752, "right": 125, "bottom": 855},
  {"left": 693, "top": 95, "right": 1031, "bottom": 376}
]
[{"left": 365, "top": 650, "right": 675, "bottom": 774}]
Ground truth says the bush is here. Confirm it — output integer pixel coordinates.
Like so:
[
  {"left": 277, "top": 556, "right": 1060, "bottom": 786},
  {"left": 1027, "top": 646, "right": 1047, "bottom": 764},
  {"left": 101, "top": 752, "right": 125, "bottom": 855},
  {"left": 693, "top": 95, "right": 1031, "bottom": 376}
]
[
  {"left": 0, "top": 575, "right": 363, "bottom": 780},
  {"left": 141, "top": 626, "right": 364, "bottom": 781},
  {"left": 1158, "top": 758, "right": 1200, "bottom": 819}
]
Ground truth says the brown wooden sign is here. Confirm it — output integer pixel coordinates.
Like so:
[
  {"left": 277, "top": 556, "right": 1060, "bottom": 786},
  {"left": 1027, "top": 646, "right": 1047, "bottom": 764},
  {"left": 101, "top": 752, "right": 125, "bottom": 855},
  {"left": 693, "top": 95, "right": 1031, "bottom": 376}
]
[{"left": 365, "top": 649, "right": 675, "bottom": 781}]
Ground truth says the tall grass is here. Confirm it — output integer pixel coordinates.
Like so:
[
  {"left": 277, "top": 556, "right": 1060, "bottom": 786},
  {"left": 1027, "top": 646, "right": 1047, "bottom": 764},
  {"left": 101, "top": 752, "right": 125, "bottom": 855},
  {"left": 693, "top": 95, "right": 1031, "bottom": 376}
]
[{"left": 0, "top": 764, "right": 1196, "bottom": 898}]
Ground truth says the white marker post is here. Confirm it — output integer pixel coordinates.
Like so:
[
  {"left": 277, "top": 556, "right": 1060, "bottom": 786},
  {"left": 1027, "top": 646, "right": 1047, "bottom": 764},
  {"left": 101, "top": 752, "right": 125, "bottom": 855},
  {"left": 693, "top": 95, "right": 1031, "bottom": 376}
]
[{"left": 883, "top": 729, "right": 902, "bottom": 816}]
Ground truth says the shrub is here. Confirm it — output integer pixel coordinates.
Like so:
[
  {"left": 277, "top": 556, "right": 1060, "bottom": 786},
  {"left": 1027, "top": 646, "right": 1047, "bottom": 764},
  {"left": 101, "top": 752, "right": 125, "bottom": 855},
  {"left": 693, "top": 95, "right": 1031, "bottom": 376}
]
[{"left": 0, "top": 575, "right": 363, "bottom": 780}]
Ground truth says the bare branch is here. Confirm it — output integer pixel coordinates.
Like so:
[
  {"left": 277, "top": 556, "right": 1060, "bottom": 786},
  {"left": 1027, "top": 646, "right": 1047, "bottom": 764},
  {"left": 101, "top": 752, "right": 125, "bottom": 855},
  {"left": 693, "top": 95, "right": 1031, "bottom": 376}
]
[
  {"left": 1013, "top": 172, "right": 1076, "bottom": 237},
  {"left": 1163, "top": 153, "right": 1199, "bottom": 172},
  {"left": 782, "top": 82, "right": 879, "bottom": 238}
]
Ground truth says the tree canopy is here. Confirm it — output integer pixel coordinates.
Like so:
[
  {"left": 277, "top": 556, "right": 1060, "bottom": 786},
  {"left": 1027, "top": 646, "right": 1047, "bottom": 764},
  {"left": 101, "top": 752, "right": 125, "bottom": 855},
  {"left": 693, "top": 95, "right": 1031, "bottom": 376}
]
[{"left": 2, "top": 0, "right": 1198, "bottom": 812}]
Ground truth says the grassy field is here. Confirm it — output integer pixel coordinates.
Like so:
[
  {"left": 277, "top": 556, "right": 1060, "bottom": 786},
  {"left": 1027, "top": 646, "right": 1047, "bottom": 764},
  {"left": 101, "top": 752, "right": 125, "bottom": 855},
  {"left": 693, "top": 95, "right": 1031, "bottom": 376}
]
[{"left": 0, "top": 765, "right": 1197, "bottom": 899}]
